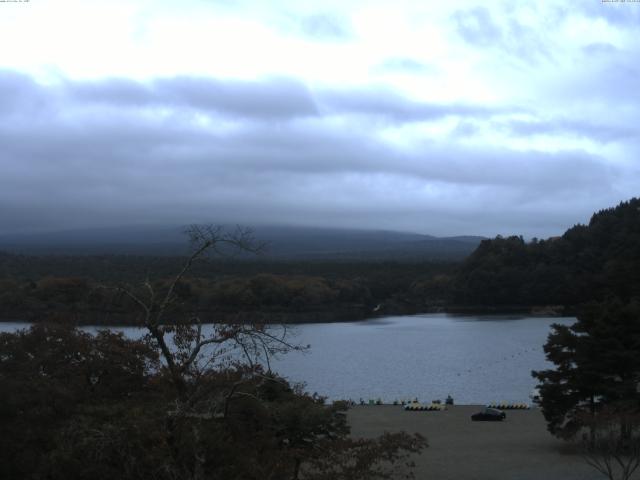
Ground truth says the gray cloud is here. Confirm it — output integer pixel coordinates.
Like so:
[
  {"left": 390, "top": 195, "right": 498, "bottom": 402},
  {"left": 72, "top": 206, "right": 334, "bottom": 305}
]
[
  {"left": 503, "top": 118, "right": 638, "bottom": 144},
  {"left": 67, "top": 76, "right": 319, "bottom": 120},
  {"left": 452, "top": 7, "right": 502, "bottom": 47},
  {"left": 58, "top": 73, "right": 512, "bottom": 124},
  {"left": 299, "top": 13, "right": 351, "bottom": 40},
  {"left": 0, "top": 71, "right": 55, "bottom": 116},
  {"left": 451, "top": 5, "right": 552, "bottom": 63},
  {"left": 317, "top": 87, "right": 506, "bottom": 122},
  {"left": 582, "top": 42, "right": 619, "bottom": 56},
  {"left": 0, "top": 70, "right": 634, "bottom": 237},
  {"left": 574, "top": 2, "right": 640, "bottom": 27},
  {"left": 374, "top": 57, "right": 436, "bottom": 75},
  {"left": 544, "top": 54, "right": 640, "bottom": 107},
  {"left": 66, "top": 77, "right": 154, "bottom": 107}
]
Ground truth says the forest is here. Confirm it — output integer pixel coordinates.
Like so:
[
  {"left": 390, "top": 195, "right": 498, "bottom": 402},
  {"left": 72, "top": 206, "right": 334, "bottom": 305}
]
[
  {"left": 0, "top": 256, "right": 455, "bottom": 324},
  {"left": 1, "top": 198, "right": 639, "bottom": 323},
  {"left": 452, "top": 197, "right": 640, "bottom": 310}
]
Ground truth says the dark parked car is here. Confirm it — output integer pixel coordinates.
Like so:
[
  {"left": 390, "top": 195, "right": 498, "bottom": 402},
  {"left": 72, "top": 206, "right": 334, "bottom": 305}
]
[{"left": 471, "top": 408, "right": 506, "bottom": 421}]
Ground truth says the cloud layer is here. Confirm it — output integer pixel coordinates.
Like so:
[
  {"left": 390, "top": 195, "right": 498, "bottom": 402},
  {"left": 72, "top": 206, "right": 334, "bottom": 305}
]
[{"left": 0, "top": 1, "right": 638, "bottom": 237}]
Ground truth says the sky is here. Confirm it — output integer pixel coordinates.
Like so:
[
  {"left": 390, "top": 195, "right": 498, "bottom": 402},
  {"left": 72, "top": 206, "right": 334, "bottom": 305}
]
[{"left": 0, "top": 0, "right": 639, "bottom": 238}]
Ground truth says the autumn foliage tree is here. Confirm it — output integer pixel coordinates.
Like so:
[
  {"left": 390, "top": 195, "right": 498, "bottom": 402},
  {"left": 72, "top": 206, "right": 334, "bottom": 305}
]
[
  {"left": 0, "top": 225, "right": 426, "bottom": 480},
  {"left": 0, "top": 323, "right": 159, "bottom": 480}
]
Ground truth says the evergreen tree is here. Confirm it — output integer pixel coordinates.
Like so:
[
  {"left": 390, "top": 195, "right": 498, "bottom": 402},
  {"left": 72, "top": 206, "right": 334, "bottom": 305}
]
[
  {"left": 454, "top": 197, "right": 640, "bottom": 308},
  {"left": 533, "top": 299, "right": 640, "bottom": 439}
]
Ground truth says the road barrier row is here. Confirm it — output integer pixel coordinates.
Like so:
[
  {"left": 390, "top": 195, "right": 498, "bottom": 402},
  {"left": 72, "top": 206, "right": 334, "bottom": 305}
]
[
  {"left": 403, "top": 403, "right": 447, "bottom": 411},
  {"left": 486, "top": 403, "right": 530, "bottom": 410}
]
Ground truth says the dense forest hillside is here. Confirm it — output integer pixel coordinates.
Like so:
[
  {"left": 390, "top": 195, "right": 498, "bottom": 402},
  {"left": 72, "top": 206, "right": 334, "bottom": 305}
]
[
  {"left": 0, "top": 224, "right": 474, "bottom": 323},
  {"left": 452, "top": 198, "right": 640, "bottom": 309},
  {"left": 0, "top": 255, "right": 455, "bottom": 324}
]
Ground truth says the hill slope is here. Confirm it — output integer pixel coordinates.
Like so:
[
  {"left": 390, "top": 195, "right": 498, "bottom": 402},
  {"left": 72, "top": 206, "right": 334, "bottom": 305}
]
[
  {"left": 452, "top": 198, "right": 640, "bottom": 307},
  {"left": 0, "top": 225, "right": 483, "bottom": 260}
]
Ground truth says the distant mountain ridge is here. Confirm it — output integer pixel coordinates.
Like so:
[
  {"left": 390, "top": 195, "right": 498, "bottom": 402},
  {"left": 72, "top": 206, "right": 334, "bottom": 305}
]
[{"left": 0, "top": 225, "right": 484, "bottom": 260}]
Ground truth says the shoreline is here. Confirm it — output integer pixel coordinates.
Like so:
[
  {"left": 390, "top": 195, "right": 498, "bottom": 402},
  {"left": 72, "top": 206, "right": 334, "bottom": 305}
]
[
  {"left": 0, "top": 308, "right": 575, "bottom": 327},
  {"left": 0, "top": 304, "right": 574, "bottom": 326}
]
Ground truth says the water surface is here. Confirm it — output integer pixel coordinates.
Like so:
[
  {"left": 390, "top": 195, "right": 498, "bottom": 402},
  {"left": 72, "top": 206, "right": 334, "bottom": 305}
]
[
  {"left": 269, "top": 314, "right": 573, "bottom": 404},
  {"left": 1, "top": 314, "right": 574, "bottom": 404}
]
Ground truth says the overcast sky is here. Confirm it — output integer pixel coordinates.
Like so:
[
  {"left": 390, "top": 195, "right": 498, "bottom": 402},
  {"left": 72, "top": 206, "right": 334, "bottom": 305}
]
[{"left": 1, "top": 0, "right": 638, "bottom": 237}]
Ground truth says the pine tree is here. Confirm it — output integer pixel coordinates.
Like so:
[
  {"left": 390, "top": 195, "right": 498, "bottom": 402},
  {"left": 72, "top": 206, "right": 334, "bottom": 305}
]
[{"left": 533, "top": 299, "right": 640, "bottom": 439}]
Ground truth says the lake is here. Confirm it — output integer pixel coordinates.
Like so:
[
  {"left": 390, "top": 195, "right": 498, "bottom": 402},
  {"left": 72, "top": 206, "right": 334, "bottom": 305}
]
[{"left": 0, "top": 314, "right": 574, "bottom": 405}]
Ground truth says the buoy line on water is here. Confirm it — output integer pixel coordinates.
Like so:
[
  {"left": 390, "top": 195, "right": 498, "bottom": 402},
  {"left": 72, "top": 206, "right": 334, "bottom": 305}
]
[
  {"left": 348, "top": 345, "right": 543, "bottom": 407},
  {"left": 451, "top": 346, "right": 543, "bottom": 378}
]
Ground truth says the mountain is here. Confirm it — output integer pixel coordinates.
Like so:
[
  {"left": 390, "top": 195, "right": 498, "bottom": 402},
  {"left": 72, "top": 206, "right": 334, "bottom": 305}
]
[
  {"left": 453, "top": 197, "right": 640, "bottom": 307},
  {"left": 0, "top": 225, "right": 484, "bottom": 260}
]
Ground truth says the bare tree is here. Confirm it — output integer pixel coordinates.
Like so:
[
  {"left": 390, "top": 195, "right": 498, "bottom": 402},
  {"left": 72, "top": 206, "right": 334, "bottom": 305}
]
[
  {"left": 113, "top": 224, "right": 303, "bottom": 398},
  {"left": 108, "top": 225, "right": 312, "bottom": 478},
  {"left": 580, "top": 405, "right": 640, "bottom": 480},
  {"left": 96, "top": 225, "right": 429, "bottom": 480}
]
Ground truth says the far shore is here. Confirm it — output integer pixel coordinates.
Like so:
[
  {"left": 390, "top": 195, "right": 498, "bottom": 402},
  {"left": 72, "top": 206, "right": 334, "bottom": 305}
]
[{"left": 0, "top": 304, "right": 574, "bottom": 326}]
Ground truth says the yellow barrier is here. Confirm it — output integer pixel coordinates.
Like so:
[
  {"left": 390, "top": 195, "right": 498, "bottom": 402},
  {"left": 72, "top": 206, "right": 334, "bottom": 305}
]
[
  {"left": 403, "top": 403, "right": 446, "bottom": 411},
  {"left": 486, "top": 403, "right": 530, "bottom": 410}
]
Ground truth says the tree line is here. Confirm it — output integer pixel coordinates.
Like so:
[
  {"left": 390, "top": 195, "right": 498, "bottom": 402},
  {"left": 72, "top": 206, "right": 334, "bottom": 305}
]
[
  {"left": 0, "top": 256, "right": 455, "bottom": 324},
  {"left": 453, "top": 198, "right": 640, "bottom": 309}
]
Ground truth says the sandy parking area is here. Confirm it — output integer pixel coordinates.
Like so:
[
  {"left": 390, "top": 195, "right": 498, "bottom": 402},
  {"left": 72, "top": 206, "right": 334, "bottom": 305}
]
[{"left": 348, "top": 405, "right": 604, "bottom": 480}]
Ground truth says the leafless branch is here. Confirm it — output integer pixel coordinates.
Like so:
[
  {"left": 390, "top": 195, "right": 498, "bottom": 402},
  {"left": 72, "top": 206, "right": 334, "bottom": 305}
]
[
  {"left": 580, "top": 407, "right": 640, "bottom": 480},
  {"left": 95, "top": 224, "right": 299, "bottom": 399}
]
